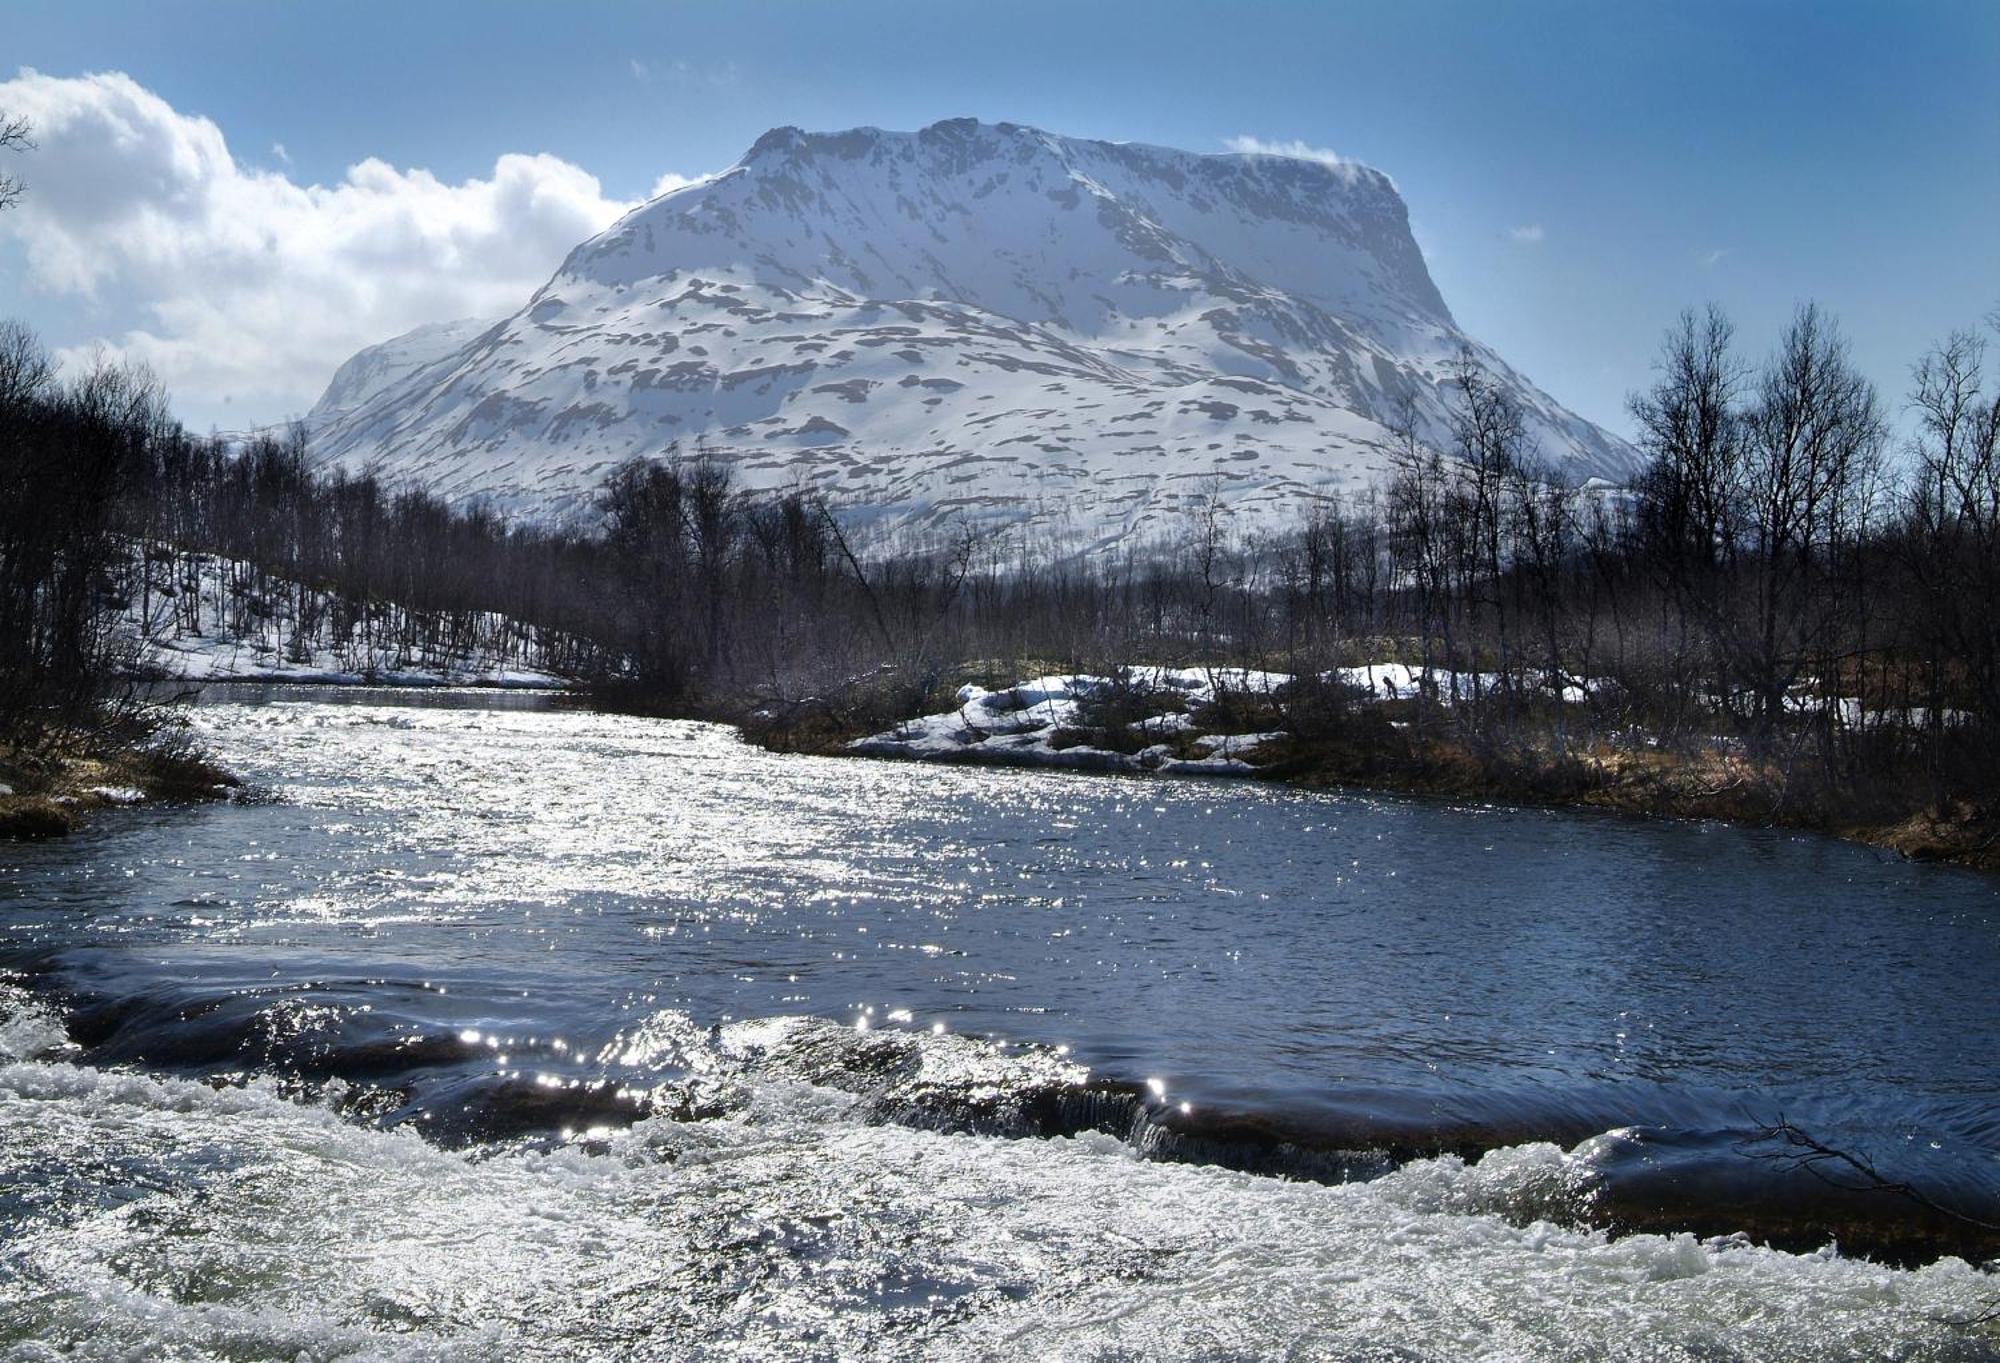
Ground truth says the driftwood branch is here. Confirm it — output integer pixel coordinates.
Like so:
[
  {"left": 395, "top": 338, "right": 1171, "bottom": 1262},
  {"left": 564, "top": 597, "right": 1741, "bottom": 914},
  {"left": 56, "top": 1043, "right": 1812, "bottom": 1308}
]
[
  {"left": 1743, "top": 1116, "right": 1998, "bottom": 1232},
  {"left": 1743, "top": 1116, "right": 2000, "bottom": 1327}
]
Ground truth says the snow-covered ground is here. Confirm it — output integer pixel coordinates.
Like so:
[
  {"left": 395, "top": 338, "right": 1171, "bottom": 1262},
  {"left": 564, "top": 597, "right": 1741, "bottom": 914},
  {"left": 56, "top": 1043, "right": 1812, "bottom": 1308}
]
[
  {"left": 851, "top": 669, "right": 1291, "bottom": 775},
  {"left": 115, "top": 549, "right": 572, "bottom": 688},
  {"left": 848, "top": 662, "right": 1543, "bottom": 775},
  {"left": 847, "top": 660, "right": 1944, "bottom": 776}
]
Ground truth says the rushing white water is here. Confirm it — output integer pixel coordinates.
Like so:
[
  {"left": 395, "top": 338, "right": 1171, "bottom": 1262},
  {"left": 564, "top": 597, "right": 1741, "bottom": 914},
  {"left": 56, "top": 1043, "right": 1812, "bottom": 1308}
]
[
  {"left": 3, "top": 1009, "right": 1995, "bottom": 1362},
  {"left": 2, "top": 691, "right": 1998, "bottom": 1360}
]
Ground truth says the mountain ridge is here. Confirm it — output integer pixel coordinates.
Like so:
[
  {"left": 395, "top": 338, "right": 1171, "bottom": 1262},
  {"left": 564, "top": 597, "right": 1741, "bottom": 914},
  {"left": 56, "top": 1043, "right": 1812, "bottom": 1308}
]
[{"left": 308, "top": 119, "right": 1635, "bottom": 547}]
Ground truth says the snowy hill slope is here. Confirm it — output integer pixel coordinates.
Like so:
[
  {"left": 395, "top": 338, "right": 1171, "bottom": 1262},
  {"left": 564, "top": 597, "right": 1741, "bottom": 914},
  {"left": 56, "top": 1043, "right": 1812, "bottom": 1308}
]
[
  {"left": 309, "top": 119, "right": 1637, "bottom": 547},
  {"left": 119, "top": 548, "right": 570, "bottom": 687},
  {"left": 309, "top": 317, "right": 496, "bottom": 432}
]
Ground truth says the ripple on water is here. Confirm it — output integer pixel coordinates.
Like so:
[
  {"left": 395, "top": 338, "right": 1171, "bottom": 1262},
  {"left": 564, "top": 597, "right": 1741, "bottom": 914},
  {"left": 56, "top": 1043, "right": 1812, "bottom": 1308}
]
[{"left": 2, "top": 696, "right": 1998, "bottom": 1356}]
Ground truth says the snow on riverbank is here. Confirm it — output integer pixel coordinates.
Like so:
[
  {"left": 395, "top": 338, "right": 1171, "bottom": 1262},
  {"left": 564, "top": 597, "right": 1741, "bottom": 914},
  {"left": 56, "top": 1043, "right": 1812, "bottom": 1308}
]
[
  {"left": 850, "top": 659, "right": 1949, "bottom": 779},
  {"left": 846, "top": 663, "right": 1524, "bottom": 775},
  {"left": 116, "top": 548, "right": 572, "bottom": 689},
  {"left": 851, "top": 668, "right": 1297, "bottom": 775},
  {"left": 848, "top": 659, "right": 1556, "bottom": 774}
]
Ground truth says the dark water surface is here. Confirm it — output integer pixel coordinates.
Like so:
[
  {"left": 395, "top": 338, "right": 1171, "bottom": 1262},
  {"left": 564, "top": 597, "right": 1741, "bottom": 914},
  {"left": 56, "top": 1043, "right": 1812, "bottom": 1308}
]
[{"left": 3, "top": 689, "right": 1997, "bottom": 1360}]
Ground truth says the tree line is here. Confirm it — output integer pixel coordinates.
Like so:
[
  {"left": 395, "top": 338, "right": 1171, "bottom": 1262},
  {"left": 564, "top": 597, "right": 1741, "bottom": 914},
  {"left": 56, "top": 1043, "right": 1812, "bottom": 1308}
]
[{"left": 3, "top": 302, "right": 1998, "bottom": 818}]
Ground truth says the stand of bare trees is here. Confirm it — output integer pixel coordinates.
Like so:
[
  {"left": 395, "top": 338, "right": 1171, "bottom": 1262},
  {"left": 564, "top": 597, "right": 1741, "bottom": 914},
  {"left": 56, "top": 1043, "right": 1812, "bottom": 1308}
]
[
  {"left": 0, "top": 322, "right": 168, "bottom": 734},
  {"left": 5, "top": 299, "right": 2000, "bottom": 835}
]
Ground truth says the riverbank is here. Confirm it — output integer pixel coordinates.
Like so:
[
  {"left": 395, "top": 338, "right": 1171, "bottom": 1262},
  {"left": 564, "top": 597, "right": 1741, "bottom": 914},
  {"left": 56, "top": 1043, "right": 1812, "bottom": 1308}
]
[
  {"left": 1283, "top": 735, "right": 2000, "bottom": 873},
  {"left": 1, "top": 668, "right": 574, "bottom": 840},
  {"left": 0, "top": 722, "right": 238, "bottom": 838},
  {"left": 23, "top": 665, "right": 1996, "bottom": 873},
  {"left": 735, "top": 665, "right": 2000, "bottom": 874}
]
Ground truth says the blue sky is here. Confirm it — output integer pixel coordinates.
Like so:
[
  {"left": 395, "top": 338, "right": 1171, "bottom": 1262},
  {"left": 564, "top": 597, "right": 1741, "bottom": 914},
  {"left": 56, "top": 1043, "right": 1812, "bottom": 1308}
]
[{"left": 2, "top": 0, "right": 1996, "bottom": 436}]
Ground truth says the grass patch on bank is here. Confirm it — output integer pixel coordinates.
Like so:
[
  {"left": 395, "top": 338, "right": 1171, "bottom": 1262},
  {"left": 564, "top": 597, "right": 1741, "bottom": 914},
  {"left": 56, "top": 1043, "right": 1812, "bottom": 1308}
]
[{"left": 0, "top": 722, "right": 238, "bottom": 840}]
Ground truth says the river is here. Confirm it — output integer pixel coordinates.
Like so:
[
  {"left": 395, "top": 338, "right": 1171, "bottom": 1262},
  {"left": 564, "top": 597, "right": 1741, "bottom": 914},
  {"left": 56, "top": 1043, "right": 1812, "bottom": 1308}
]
[{"left": 2, "top": 687, "right": 1997, "bottom": 1359}]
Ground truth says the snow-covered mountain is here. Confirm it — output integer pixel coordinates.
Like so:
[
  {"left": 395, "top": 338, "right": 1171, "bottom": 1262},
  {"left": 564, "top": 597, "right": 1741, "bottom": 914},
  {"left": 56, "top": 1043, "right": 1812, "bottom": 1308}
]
[
  {"left": 310, "top": 317, "right": 496, "bottom": 433},
  {"left": 308, "top": 119, "right": 1636, "bottom": 548}
]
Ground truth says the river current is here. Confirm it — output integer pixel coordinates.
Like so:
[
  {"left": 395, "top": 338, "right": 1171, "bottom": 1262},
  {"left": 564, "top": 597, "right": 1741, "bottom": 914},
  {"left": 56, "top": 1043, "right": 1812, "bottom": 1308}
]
[{"left": 2, "top": 688, "right": 1997, "bottom": 1360}]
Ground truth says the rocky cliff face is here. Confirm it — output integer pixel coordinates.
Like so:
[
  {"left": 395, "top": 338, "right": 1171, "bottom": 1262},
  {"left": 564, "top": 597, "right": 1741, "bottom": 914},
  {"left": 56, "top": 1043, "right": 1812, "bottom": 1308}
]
[{"left": 309, "top": 119, "right": 1634, "bottom": 548}]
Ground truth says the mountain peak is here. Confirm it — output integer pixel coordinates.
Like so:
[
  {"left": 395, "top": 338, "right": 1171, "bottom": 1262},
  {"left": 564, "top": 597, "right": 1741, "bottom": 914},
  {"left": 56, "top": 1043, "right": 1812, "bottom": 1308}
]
[
  {"left": 596, "top": 118, "right": 1445, "bottom": 324},
  {"left": 743, "top": 124, "right": 810, "bottom": 160},
  {"left": 729, "top": 118, "right": 1399, "bottom": 197},
  {"left": 310, "top": 121, "right": 1632, "bottom": 548}
]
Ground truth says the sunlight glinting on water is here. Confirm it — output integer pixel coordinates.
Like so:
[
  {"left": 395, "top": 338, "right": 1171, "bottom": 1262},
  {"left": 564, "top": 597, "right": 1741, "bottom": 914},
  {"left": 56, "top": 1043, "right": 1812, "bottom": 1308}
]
[{"left": 3, "top": 695, "right": 1999, "bottom": 1359}]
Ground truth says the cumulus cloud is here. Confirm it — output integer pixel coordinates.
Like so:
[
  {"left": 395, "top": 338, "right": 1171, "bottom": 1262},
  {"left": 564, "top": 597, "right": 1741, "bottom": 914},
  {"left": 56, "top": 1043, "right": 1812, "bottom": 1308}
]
[
  {"left": 0, "top": 69, "right": 686, "bottom": 425},
  {"left": 1509, "top": 223, "right": 1546, "bottom": 244}
]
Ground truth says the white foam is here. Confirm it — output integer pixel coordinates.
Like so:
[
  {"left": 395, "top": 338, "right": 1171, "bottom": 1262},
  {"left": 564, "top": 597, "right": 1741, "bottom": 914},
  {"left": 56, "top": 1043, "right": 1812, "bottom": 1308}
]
[
  {"left": 0, "top": 1001, "right": 69, "bottom": 1064},
  {"left": 0, "top": 1051, "right": 1991, "bottom": 1361}
]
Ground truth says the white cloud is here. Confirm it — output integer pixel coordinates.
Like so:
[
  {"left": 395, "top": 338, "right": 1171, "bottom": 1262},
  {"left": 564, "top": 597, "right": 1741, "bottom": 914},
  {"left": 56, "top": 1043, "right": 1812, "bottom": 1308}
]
[
  {"left": 1224, "top": 135, "right": 1349, "bottom": 167},
  {"left": 1699, "top": 247, "right": 1728, "bottom": 269},
  {"left": 649, "top": 172, "right": 699, "bottom": 200},
  {"left": 271, "top": 141, "right": 290, "bottom": 165},
  {"left": 0, "top": 68, "right": 684, "bottom": 425},
  {"left": 1222, "top": 135, "right": 1377, "bottom": 185},
  {"left": 629, "top": 58, "right": 650, "bottom": 81},
  {"left": 1509, "top": 223, "right": 1545, "bottom": 245}
]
